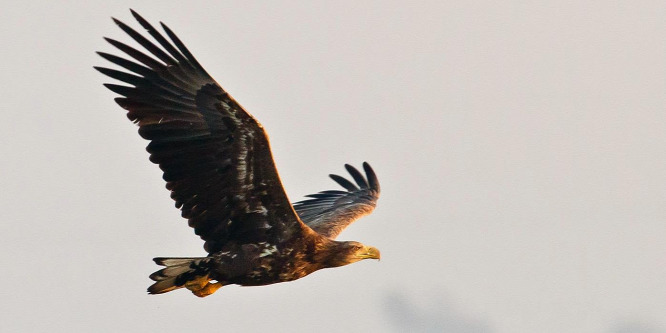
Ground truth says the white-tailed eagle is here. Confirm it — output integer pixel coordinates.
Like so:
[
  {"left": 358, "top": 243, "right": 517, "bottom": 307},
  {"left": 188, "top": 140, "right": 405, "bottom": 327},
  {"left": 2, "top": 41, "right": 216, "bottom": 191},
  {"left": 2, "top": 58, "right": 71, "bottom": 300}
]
[{"left": 96, "top": 10, "right": 381, "bottom": 297}]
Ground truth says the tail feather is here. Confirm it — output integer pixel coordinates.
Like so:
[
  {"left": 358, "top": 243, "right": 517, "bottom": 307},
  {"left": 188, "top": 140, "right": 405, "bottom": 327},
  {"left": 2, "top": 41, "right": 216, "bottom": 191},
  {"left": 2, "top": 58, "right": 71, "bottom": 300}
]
[
  {"left": 154, "top": 257, "right": 198, "bottom": 267},
  {"left": 147, "top": 257, "right": 210, "bottom": 295},
  {"left": 149, "top": 259, "right": 196, "bottom": 281},
  {"left": 148, "top": 278, "right": 182, "bottom": 295}
]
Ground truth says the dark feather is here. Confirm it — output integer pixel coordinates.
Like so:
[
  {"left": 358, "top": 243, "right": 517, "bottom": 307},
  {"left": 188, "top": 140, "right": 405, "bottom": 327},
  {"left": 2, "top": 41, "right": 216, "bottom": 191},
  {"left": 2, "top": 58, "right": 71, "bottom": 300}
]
[
  {"left": 112, "top": 17, "right": 177, "bottom": 66},
  {"left": 293, "top": 162, "right": 380, "bottom": 239},
  {"left": 329, "top": 174, "right": 359, "bottom": 191},
  {"left": 159, "top": 21, "right": 211, "bottom": 76},
  {"left": 96, "top": 52, "right": 154, "bottom": 77},
  {"left": 98, "top": 10, "right": 310, "bottom": 253},
  {"left": 104, "top": 37, "right": 165, "bottom": 70},
  {"left": 345, "top": 164, "right": 369, "bottom": 188},
  {"left": 130, "top": 10, "right": 190, "bottom": 66}
]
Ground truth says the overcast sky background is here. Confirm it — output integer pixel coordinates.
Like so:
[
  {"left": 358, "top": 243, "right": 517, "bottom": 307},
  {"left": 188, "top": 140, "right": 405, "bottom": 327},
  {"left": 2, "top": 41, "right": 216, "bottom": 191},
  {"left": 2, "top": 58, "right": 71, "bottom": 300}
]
[{"left": 1, "top": 1, "right": 665, "bottom": 332}]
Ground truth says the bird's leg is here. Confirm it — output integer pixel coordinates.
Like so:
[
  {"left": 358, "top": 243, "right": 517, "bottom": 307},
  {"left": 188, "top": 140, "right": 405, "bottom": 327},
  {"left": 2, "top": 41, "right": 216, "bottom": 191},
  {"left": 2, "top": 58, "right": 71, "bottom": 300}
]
[
  {"left": 185, "top": 274, "right": 223, "bottom": 297},
  {"left": 184, "top": 274, "right": 209, "bottom": 291},
  {"left": 192, "top": 281, "right": 223, "bottom": 297}
]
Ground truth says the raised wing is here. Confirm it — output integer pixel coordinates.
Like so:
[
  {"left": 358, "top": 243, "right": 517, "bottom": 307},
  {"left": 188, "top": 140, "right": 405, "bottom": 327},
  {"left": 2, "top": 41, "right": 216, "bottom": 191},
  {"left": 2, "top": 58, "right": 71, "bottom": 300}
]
[
  {"left": 96, "top": 10, "right": 308, "bottom": 253},
  {"left": 293, "top": 162, "right": 380, "bottom": 239}
]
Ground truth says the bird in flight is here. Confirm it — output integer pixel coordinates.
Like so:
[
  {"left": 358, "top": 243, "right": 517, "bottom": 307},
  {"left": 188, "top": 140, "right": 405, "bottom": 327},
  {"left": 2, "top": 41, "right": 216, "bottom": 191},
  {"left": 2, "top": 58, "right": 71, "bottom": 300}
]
[{"left": 95, "top": 10, "right": 381, "bottom": 297}]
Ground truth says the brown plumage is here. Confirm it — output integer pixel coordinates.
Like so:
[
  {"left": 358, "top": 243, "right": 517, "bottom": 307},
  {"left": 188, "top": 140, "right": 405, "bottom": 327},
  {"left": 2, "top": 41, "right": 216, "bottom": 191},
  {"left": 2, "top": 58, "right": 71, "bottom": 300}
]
[{"left": 96, "top": 10, "right": 381, "bottom": 297}]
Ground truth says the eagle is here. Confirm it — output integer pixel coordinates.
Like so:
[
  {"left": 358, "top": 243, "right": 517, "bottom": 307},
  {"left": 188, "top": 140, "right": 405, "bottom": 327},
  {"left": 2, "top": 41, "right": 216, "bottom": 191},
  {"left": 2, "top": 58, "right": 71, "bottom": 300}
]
[{"left": 95, "top": 10, "right": 381, "bottom": 297}]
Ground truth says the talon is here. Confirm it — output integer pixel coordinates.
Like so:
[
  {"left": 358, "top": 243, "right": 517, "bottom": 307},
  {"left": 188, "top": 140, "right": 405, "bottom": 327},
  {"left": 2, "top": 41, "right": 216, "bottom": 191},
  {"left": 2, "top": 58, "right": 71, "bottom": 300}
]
[
  {"left": 192, "top": 282, "right": 223, "bottom": 297},
  {"left": 185, "top": 274, "right": 210, "bottom": 291}
]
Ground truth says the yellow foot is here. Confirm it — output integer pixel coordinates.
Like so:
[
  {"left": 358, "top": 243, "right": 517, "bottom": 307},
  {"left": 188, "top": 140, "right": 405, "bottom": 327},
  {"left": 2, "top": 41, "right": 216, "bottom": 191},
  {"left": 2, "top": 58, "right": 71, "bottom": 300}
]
[
  {"left": 185, "top": 274, "right": 210, "bottom": 291},
  {"left": 192, "top": 282, "right": 223, "bottom": 297}
]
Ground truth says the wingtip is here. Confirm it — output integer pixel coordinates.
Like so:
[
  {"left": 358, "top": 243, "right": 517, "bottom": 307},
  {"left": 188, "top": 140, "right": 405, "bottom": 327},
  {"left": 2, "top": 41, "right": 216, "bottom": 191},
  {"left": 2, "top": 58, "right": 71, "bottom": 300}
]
[
  {"left": 130, "top": 9, "right": 151, "bottom": 28},
  {"left": 102, "top": 37, "right": 119, "bottom": 47},
  {"left": 329, "top": 173, "right": 360, "bottom": 191},
  {"left": 344, "top": 163, "right": 368, "bottom": 188},
  {"left": 159, "top": 21, "right": 173, "bottom": 34},
  {"left": 112, "top": 16, "right": 134, "bottom": 32},
  {"left": 362, "top": 162, "right": 374, "bottom": 175},
  {"left": 344, "top": 163, "right": 358, "bottom": 173},
  {"left": 96, "top": 51, "right": 115, "bottom": 62},
  {"left": 362, "top": 162, "right": 380, "bottom": 192}
]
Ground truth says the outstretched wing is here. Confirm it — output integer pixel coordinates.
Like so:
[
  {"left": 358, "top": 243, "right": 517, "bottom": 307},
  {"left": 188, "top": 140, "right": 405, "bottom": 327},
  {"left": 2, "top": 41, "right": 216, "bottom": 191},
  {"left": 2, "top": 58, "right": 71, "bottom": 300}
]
[
  {"left": 293, "top": 162, "right": 380, "bottom": 239},
  {"left": 96, "top": 10, "right": 308, "bottom": 253}
]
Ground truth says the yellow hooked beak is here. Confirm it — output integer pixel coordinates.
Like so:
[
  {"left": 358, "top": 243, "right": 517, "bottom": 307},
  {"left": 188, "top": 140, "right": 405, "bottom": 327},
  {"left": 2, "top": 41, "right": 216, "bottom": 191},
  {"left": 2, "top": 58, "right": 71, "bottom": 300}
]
[{"left": 358, "top": 246, "right": 381, "bottom": 260}]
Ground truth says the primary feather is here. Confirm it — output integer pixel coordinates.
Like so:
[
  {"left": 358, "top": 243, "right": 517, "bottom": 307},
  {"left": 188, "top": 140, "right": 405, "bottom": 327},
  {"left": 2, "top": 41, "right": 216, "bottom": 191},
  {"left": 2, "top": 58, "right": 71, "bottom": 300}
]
[{"left": 294, "top": 162, "right": 380, "bottom": 239}]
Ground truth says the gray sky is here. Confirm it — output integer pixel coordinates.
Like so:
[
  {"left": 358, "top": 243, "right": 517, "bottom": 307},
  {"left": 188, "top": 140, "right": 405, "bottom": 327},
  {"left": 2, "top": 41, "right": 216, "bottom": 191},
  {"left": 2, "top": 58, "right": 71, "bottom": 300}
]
[{"left": 1, "top": 1, "right": 665, "bottom": 332}]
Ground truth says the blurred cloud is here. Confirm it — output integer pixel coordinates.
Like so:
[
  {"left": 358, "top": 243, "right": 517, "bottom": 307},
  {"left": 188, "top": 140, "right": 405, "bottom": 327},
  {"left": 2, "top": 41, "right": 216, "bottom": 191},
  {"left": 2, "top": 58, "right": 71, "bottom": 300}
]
[{"left": 383, "top": 291, "right": 493, "bottom": 333}]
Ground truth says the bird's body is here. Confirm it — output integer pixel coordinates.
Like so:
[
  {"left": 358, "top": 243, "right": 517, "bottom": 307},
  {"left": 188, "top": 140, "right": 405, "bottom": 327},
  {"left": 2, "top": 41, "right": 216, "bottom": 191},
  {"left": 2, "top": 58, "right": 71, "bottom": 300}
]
[{"left": 97, "top": 10, "right": 381, "bottom": 297}]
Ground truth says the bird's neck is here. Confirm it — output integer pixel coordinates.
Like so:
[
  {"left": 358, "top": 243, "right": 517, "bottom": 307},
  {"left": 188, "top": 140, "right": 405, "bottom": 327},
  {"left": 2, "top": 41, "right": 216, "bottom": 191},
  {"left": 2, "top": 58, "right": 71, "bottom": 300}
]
[{"left": 312, "top": 239, "right": 353, "bottom": 269}]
